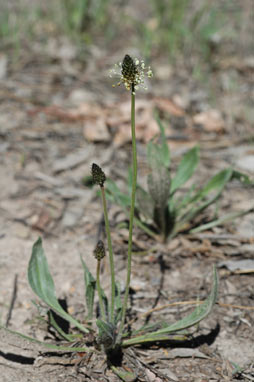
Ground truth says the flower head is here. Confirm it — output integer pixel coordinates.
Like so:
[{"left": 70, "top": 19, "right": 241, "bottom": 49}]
[
  {"left": 93, "top": 240, "right": 106, "bottom": 261},
  {"left": 109, "top": 54, "right": 153, "bottom": 92},
  {"left": 91, "top": 163, "right": 106, "bottom": 187}
]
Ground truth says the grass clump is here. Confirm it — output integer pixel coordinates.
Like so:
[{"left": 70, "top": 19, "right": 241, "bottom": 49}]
[
  {"left": 1, "top": 54, "right": 219, "bottom": 380},
  {"left": 141, "top": 0, "right": 226, "bottom": 65}
]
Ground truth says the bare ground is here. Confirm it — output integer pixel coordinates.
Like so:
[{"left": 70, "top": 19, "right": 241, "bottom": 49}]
[{"left": 0, "top": 34, "right": 254, "bottom": 382}]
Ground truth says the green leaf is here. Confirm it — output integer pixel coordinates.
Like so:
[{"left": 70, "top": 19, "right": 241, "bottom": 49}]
[
  {"left": 153, "top": 265, "right": 218, "bottom": 334},
  {"left": 106, "top": 179, "right": 158, "bottom": 239},
  {"left": 147, "top": 117, "right": 170, "bottom": 170},
  {"left": 172, "top": 183, "right": 196, "bottom": 212},
  {"left": 110, "top": 365, "right": 137, "bottom": 382},
  {"left": 136, "top": 186, "right": 154, "bottom": 220},
  {"left": 196, "top": 168, "right": 232, "bottom": 199},
  {"left": 0, "top": 326, "right": 91, "bottom": 352},
  {"left": 171, "top": 146, "right": 199, "bottom": 194},
  {"left": 122, "top": 265, "right": 218, "bottom": 346},
  {"left": 155, "top": 115, "right": 171, "bottom": 167},
  {"left": 80, "top": 255, "right": 96, "bottom": 320},
  {"left": 80, "top": 256, "right": 108, "bottom": 319},
  {"left": 48, "top": 311, "right": 73, "bottom": 341},
  {"left": 190, "top": 207, "right": 254, "bottom": 234},
  {"left": 176, "top": 168, "right": 233, "bottom": 227},
  {"left": 106, "top": 179, "right": 131, "bottom": 207},
  {"left": 28, "top": 238, "right": 89, "bottom": 333},
  {"left": 96, "top": 319, "right": 115, "bottom": 340},
  {"left": 96, "top": 319, "right": 116, "bottom": 349},
  {"left": 114, "top": 281, "right": 123, "bottom": 324},
  {"left": 133, "top": 216, "right": 159, "bottom": 240},
  {"left": 127, "top": 320, "right": 176, "bottom": 337},
  {"left": 147, "top": 141, "right": 161, "bottom": 169},
  {"left": 148, "top": 166, "right": 171, "bottom": 206},
  {"left": 230, "top": 170, "right": 254, "bottom": 185}
]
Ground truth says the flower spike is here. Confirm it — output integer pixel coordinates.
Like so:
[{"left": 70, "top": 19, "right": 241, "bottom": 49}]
[
  {"left": 109, "top": 54, "right": 153, "bottom": 92},
  {"left": 121, "top": 55, "right": 138, "bottom": 84},
  {"left": 93, "top": 240, "right": 106, "bottom": 261},
  {"left": 91, "top": 163, "right": 106, "bottom": 187}
]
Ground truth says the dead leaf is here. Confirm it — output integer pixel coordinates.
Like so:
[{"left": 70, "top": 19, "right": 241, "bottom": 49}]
[
  {"left": 31, "top": 209, "right": 52, "bottom": 231},
  {"left": 73, "top": 102, "right": 104, "bottom": 118},
  {"left": 154, "top": 97, "right": 185, "bottom": 117},
  {"left": 218, "top": 56, "right": 254, "bottom": 72},
  {"left": 164, "top": 348, "right": 209, "bottom": 360},
  {"left": 62, "top": 201, "right": 84, "bottom": 228},
  {"left": 0, "top": 54, "right": 7, "bottom": 79},
  {"left": 218, "top": 259, "right": 254, "bottom": 274},
  {"left": 83, "top": 117, "right": 110, "bottom": 142},
  {"left": 145, "top": 369, "right": 162, "bottom": 382},
  {"left": 193, "top": 109, "right": 225, "bottom": 133},
  {"left": 111, "top": 99, "right": 160, "bottom": 146},
  {"left": 158, "top": 368, "right": 179, "bottom": 381},
  {"left": 53, "top": 146, "right": 94, "bottom": 173},
  {"left": 28, "top": 105, "right": 81, "bottom": 122},
  {"left": 236, "top": 155, "right": 254, "bottom": 172}
]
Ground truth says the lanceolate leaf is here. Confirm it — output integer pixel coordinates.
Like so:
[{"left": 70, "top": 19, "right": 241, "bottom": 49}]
[
  {"left": 122, "top": 266, "right": 218, "bottom": 346},
  {"left": 28, "top": 238, "right": 89, "bottom": 333},
  {"left": 147, "top": 166, "right": 171, "bottom": 207},
  {"left": 173, "top": 184, "right": 196, "bottom": 212},
  {"left": 154, "top": 115, "right": 171, "bottom": 167},
  {"left": 152, "top": 265, "right": 218, "bottom": 335},
  {"left": 114, "top": 281, "right": 123, "bottom": 324},
  {"left": 147, "top": 117, "right": 170, "bottom": 170},
  {"left": 231, "top": 170, "right": 254, "bottom": 186},
  {"left": 147, "top": 141, "right": 162, "bottom": 170},
  {"left": 0, "top": 326, "right": 91, "bottom": 352},
  {"left": 48, "top": 311, "right": 74, "bottom": 341},
  {"left": 96, "top": 319, "right": 115, "bottom": 340},
  {"left": 110, "top": 365, "right": 137, "bottom": 382},
  {"left": 176, "top": 168, "right": 233, "bottom": 226},
  {"left": 136, "top": 186, "right": 154, "bottom": 220},
  {"left": 80, "top": 255, "right": 96, "bottom": 320},
  {"left": 190, "top": 207, "right": 254, "bottom": 234},
  {"left": 96, "top": 319, "right": 116, "bottom": 349},
  {"left": 170, "top": 146, "right": 199, "bottom": 195},
  {"left": 106, "top": 179, "right": 131, "bottom": 207},
  {"left": 196, "top": 168, "right": 232, "bottom": 199}
]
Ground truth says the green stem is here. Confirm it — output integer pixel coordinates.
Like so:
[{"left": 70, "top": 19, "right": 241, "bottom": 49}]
[
  {"left": 118, "top": 85, "right": 137, "bottom": 341},
  {"left": 100, "top": 186, "right": 115, "bottom": 322},
  {"left": 96, "top": 260, "right": 106, "bottom": 321}
]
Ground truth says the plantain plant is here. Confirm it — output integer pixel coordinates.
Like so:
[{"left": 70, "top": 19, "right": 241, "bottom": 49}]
[
  {"left": 1, "top": 55, "right": 219, "bottom": 381},
  {"left": 106, "top": 117, "right": 253, "bottom": 243}
]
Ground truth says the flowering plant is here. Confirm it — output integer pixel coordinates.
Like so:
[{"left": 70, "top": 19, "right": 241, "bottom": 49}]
[{"left": 2, "top": 54, "right": 218, "bottom": 381}]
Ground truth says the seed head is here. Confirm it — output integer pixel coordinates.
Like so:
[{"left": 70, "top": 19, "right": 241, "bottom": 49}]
[
  {"left": 91, "top": 163, "right": 106, "bottom": 187},
  {"left": 93, "top": 240, "right": 106, "bottom": 261}
]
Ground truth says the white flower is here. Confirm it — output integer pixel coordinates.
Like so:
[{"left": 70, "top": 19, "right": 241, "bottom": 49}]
[{"left": 109, "top": 54, "right": 153, "bottom": 92}]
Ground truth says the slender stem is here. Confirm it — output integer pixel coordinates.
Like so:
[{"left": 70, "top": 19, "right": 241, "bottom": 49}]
[
  {"left": 100, "top": 186, "right": 115, "bottom": 322},
  {"left": 118, "top": 85, "right": 137, "bottom": 340},
  {"left": 96, "top": 260, "right": 106, "bottom": 321}
]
